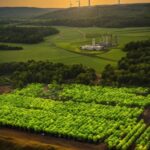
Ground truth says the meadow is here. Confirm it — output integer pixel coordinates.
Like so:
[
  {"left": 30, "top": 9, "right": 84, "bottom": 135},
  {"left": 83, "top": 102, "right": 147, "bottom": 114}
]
[{"left": 0, "top": 26, "right": 150, "bottom": 73}]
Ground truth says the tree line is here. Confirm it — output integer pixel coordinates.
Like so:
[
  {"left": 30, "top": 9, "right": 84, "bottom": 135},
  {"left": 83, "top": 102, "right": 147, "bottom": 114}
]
[
  {"left": 0, "top": 44, "right": 23, "bottom": 51},
  {"left": 0, "top": 26, "right": 59, "bottom": 44},
  {"left": 33, "top": 4, "right": 150, "bottom": 28},
  {"left": 101, "top": 40, "right": 150, "bottom": 87},
  {"left": 0, "top": 60, "right": 96, "bottom": 87},
  {"left": 25, "top": 16, "right": 150, "bottom": 28}
]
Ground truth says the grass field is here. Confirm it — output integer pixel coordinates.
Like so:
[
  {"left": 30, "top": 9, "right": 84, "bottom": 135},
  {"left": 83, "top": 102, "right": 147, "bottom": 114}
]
[{"left": 0, "top": 26, "right": 150, "bottom": 73}]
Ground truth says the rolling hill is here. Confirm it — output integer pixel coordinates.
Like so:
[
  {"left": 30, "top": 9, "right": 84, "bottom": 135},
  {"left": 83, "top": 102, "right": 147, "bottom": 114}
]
[
  {"left": 36, "top": 3, "right": 150, "bottom": 27},
  {"left": 0, "top": 7, "right": 61, "bottom": 19}
]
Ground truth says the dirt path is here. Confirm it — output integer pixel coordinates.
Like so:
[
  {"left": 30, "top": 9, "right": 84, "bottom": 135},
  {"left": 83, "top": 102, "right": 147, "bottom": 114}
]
[
  {"left": 0, "top": 128, "right": 107, "bottom": 150},
  {"left": 0, "top": 86, "right": 12, "bottom": 94},
  {"left": 142, "top": 107, "right": 150, "bottom": 125}
]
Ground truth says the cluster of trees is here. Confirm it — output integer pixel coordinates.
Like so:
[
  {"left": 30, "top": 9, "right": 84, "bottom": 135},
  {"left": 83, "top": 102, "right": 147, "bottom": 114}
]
[
  {"left": 101, "top": 40, "right": 150, "bottom": 87},
  {"left": 28, "top": 17, "right": 150, "bottom": 28},
  {"left": 0, "top": 44, "right": 23, "bottom": 51},
  {"left": 0, "top": 26, "right": 59, "bottom": 44},
  {"left": 0, "top": 60, "right": 96, "bottom": 87}
]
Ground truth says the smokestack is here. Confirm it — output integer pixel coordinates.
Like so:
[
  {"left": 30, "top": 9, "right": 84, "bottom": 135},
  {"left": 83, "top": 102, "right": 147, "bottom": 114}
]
[
  {"left": 88, "top": 0, "right": 91, "bottom": 7},
  {"left": 118, "top": 0, "right": 121, "bottom": 5}
]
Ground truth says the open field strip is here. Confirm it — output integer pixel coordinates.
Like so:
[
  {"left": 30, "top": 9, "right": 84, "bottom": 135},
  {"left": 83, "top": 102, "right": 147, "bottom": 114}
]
[{"left": 0, "top": 27, "right": 150, "bottom": 73}]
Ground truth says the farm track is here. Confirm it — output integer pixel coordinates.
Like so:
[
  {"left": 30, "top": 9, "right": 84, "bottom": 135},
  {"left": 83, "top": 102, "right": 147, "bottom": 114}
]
[{"left": 0, "top": 128, "right": 107, "bottom": 150}]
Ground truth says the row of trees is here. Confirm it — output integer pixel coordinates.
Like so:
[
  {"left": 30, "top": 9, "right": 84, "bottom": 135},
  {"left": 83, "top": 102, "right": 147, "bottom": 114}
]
[
  {"left": 101, "top": 40, "right": 150, "bottom": 87},
  {"left": 0, "top": 60, "right": 96, "bottom": 87},
  {"left": 25, "top": 16, "right": 150, "bottom": 28},
  {"left": 0, "top": 26, "right": 59, "bottom": 44},
  {"left": 0, "top": 44, "right": 23, "bottom": 50}
]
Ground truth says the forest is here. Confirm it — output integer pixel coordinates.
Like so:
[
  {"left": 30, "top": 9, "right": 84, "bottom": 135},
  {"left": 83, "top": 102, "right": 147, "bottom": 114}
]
[
  {"left": 0, "top": 61, "right": 96, "bottom": 87},
  {"left": 0, "top": 44, "right": 23, "bottom": 51},
  {"left": 34, "top": 4, "right": 150, "bottom": 28},
  {"left": 101, "top": 40, "right": 150, "bottom": 87},
  {"left": 27, "top": 17, "right": 150, "bottom": 28},
  {"left": 0, "top": 26, "right": 59, "bottom": 44}
]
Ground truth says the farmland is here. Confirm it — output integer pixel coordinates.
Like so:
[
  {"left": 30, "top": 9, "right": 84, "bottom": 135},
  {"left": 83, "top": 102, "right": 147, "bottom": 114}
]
[
  {"left": 0, "top": 83, "right": 150, "bottom": 150},
  {"left": 0, "top": 4, "right": 150, "bottom": 150},
  {"left": 0, "top": 26, "right": 150, "bottom": 73}
]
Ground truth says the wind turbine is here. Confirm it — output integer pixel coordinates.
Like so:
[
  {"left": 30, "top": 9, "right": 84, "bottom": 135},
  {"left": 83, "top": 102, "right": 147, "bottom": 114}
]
[
  {"left": 77, "top": 0, "right": 81, "bottom": 7},
  {"left": 69, "top": 0, "right": 72, "bottom": 8}
]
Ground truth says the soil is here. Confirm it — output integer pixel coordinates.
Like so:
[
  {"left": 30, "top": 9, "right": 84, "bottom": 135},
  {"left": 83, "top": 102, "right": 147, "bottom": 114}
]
[
  {"left": 142, "top": 107, "right": 150, "bottom": 125},
  {"left": 0, "top": 85, "right": 12, "bottom": 94},
  {"left": 0, "top": 128, "right": 107, "bottom": 150}
]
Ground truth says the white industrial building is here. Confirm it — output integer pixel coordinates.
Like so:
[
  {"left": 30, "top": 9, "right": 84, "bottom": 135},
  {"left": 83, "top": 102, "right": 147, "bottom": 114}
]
[
  {"left": 81, "top": 35, "right": 118, "bottom": 51},
  {"left": 81, "top": 38, "right": 105, "bottom": 51},
  {"left": 81, "top": 45, "right": 104, "bottom": 51}
]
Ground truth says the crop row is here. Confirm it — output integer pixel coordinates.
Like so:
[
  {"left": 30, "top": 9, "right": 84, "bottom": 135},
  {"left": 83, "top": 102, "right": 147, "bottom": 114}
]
[
  {"left": 16, "top": 84, "right": 150, "bottom": 107},
  {"left": 135, "top": 126, "right": 150, "bottom": 150},
  {"left": 0, "top": 94, "right": 143, "bottom": 121},
  {"left": 0, "top": 84, "right": 149, "bottom": 149},
  {"left": 0, "top": 105, "right": 146, "bottom": 147},
  {"left": 57, "top": 84, "right": 150, "bottom": 107}
]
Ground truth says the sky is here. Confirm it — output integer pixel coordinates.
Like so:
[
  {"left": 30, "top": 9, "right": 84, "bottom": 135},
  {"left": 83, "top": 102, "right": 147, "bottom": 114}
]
[{"left": 0, "top": 0, "right": 150, "bottom": 8}]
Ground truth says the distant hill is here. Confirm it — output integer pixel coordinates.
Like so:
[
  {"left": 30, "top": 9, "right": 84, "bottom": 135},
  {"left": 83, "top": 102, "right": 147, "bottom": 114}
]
[
  {"left": 36, "top": 3, "right": 150, "bottom": 27},
  {"left": 0, "top": 7, "right": 61, "bottom": 19}
]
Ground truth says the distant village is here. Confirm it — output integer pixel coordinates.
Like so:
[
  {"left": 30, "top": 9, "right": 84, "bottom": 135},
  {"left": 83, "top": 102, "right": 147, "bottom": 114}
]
[{"left": 81, "top": 34, "right": 118, "bottom": 51}]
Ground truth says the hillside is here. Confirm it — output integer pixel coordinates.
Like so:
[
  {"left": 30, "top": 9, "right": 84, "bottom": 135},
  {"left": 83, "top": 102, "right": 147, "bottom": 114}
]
[
  {"left": 0, "top": 7, "right": 60, "bottom": 19},
  {"left": 37, "top": 3, "right": 150, "bottom": 27}
]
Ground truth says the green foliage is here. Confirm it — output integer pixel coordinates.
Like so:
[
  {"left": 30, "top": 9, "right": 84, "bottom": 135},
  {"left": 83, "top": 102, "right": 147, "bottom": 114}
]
[
  {"left": 101, "top": 40, "right": 150, "bottom": 87},
  {"left": 14, "top": 83, "right": 44, "bottom": 97},
  {"left": 0, "top": 89, "right": 146, "bottom": 146},
  {"left": 0, "top": 61, "right": 97, "bottom": 87},
  {"left": 36, "top": 4, "right": 150, "bottom": 28},
  {"left": 45, "top": 84, "right": 150, "bottom": 107},
  {"left": 0, "top": 26, "right": 59, "bottom": 44},
  {"left": 135, "top": 127, "right": 150, "bottom": 150},
  {"left": 0, "top": 44, "right": 23, "bottom": 51},
  {"left": 0, "top": 84, "right": 149, "bottom": 149}
]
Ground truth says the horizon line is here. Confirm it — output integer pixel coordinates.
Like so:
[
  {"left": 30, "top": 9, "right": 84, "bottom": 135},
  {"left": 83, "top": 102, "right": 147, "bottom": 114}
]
[{"left": 0, "top": 2, "right": 149, "bottom": 9}]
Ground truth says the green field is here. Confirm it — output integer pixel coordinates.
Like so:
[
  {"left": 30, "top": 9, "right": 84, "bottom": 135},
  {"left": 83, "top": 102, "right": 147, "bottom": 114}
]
[{"left": 0, "top": 26, "right": 150, "bottom": 73}]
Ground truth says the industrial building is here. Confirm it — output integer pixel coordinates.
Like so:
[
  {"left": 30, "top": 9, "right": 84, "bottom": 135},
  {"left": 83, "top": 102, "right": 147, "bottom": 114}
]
[{"left": 81, "top": 34, "right": 118, "bottom": 51}]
